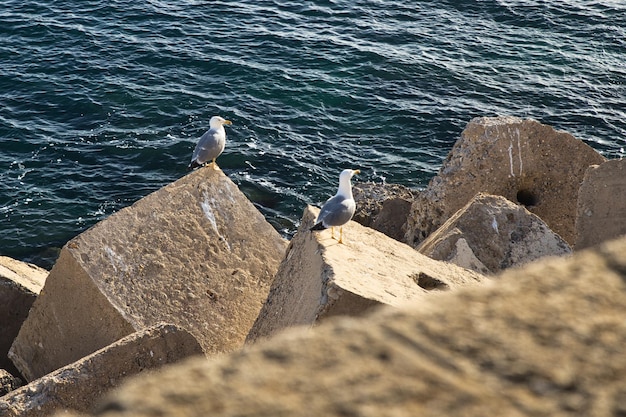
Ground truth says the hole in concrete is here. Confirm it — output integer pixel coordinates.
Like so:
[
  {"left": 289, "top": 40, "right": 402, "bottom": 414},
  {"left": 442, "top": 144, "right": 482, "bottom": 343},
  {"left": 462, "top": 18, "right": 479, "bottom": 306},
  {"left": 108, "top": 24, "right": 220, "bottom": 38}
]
[
  {"left": 516, "top": 189, "right": 537, "bottom": 207},
  {"left": 97, "top": 401, "right": 127, "bottom": 413},
  {"left": 411, "top": 272, "right": 450, "bottom": 291}
]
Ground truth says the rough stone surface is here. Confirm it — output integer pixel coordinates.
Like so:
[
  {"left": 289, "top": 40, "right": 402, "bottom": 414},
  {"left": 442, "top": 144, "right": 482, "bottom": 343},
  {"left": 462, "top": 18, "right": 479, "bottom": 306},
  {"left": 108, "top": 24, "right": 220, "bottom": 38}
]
[
  {"left": 405, "top": 116, "right": 606, "bottom": 247},
  {"left": 0, "top": 369, "right": 22, "bottom": 397},
  {"left": 353, "top": 182, "right": 417, "bottom": 241},
  {"left": 418, "top": 193, "right": 572, "bottom": 274},
  {"left": 0, "top": 323, "right": 203, "bottom": 416},
  {"left": 246, "top": 205, "right": 486, "bottom": 343},
  {"left": 9, "top": 168, "right": 287, "bottom": 381},
  {"left": 0, "top": 256, "right": 47, "bottom": 375},
  {"left": 575, "top": 159, "right": 626, "bottom": 250},
  {"left": 63, "top": 235, "right": 626, "bottom": 417}
]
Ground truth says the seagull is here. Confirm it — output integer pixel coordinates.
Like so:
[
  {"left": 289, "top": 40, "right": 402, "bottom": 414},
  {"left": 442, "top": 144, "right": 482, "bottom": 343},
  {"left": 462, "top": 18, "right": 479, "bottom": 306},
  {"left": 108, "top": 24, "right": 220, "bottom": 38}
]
[
  {"left": 188, "top": 116, "right": 232, "bottom": 170},
  {"left": 310, "top": 169, "right": 360, "bottom": 244}
]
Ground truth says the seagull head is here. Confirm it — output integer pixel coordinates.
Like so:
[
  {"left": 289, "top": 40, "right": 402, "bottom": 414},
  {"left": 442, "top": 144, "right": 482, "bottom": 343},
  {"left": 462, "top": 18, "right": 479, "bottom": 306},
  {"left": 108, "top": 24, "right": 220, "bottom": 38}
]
[
  {"left": 339, "top": 169, "right": 360, "bottom": 181},
  {"left": 337, "top": 168, "right": 360, "bottom": 196},
  {"left": 209, "top": 116, "right": 233, "bottom": 129}
]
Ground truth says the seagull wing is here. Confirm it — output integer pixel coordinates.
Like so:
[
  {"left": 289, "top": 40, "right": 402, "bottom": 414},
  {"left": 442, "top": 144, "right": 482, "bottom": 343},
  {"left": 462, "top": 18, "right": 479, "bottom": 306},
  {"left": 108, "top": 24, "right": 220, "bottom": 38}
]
[
  {"left": 316, "top": 195, "right": 356, "bottom": 228},
  {"left": 190, "top": 127, "right": 225, "bottom": 165}
]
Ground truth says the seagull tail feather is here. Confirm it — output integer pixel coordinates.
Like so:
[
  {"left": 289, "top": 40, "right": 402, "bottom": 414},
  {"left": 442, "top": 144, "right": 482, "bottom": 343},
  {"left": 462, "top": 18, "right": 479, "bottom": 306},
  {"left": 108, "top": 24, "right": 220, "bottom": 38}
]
[
  {"left": 310, "top": 222, "right": 326, "bottom": 231},
  {"left": 188, "top": 160, "right": 201, "bottom": 171}
]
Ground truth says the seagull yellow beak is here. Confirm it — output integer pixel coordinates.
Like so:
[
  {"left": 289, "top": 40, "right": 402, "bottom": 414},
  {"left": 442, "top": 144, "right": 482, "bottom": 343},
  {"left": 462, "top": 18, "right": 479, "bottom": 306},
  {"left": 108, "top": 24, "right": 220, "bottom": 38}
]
[
  {"left": 223, "top": 119, "right": 232, "bottom": 125},
  {"left": 353, "top": 169, "right": 360, "bottom": 175}
]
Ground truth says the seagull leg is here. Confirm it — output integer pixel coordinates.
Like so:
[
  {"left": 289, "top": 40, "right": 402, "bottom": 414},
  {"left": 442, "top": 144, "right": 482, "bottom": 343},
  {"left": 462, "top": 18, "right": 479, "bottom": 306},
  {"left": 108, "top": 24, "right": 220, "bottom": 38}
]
[
  {"left": 331, "top": 227, "right": 335, "bottom": 239},
  {"left": 211, "top": 159, "right": 218, "bottom": 170},
  {"left": 338, "top": 227, "right": 344, "bottom": 244}
]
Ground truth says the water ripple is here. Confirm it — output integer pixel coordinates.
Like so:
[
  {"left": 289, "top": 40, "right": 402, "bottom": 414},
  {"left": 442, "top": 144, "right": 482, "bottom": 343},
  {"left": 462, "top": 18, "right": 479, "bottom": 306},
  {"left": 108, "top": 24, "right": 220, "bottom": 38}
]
[{"left": 0, "top": 0, "right": 624, "bottom": 267}]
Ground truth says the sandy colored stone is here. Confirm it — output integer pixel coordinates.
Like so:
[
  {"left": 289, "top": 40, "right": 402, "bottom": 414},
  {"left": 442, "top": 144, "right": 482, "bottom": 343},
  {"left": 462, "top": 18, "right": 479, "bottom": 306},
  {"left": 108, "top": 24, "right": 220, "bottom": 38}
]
[
  {"left": 0, "top": 369, "right": 22, "bottom": 397},
  {"left": 0, "top": 256, "right": 47, "bottom": 294},
  {"left": 418, "top": 193, "right": 571, "bottom": 274},
  {"left": 353, "top": 182, "right": 416, "bottom": 241},
  {"left": 61, "top": 235, "right": 626, "bottom": 417},
  {"left": 246, "top": 205, "right": 486, "bottom": 343},
  {"left": 405, "top": 116, "right": 606, "bottom": 247},
  {"left": 0, "top": 256, "right": 47, "bottom": 375},
  {"left": 1, "top": 323, "right": 203, "bottom": 416},
  {"left": 9, "top": 168, "right": 287, "bottom": 381},
  {"left": 575, "top": 159, "right": 626, "bottom": 249}
]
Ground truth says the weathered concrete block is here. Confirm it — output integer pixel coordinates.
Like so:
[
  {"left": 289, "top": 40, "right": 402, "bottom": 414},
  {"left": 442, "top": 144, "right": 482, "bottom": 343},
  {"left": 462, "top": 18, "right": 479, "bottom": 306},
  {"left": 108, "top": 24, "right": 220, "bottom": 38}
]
[
  {"left": 0, "top": 257, "right": 47, "bottom": 375},
  {"left": 353, "top": 182, "right": 416, "bottom": 241},
  {"left": 9, "top": 168, "right": 287, "bottom": 381},
  {"left": 246, "top": 205, "right": 486, "bottom": 343},
  {"left": 0, "top": 323, "right": 203, "bottom": 416},
  {"left": 405, "top": 116, "right": 606, "bottom": 247},
  {"left": 72, "top": 235, "right": 626, "bottom": 417},
  {"left": 0, "top": 369, "right": 22, "bottom": 397},
  {"left": 418, "top": 193, "right": 571, "bottom": 274},
  {"left": 576, "top": 159, "right": 626, "bottom": 249}
]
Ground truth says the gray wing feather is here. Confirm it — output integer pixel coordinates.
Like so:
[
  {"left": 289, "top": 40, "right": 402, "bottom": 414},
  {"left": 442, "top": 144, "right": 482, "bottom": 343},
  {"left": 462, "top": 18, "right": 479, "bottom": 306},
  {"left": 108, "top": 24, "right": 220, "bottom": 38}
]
[
  {"left": 317, "top": 195, "right": 356, "bottom": 227},
  {"left": 191, "top": 128, "right": 225, "bottom": 164}
]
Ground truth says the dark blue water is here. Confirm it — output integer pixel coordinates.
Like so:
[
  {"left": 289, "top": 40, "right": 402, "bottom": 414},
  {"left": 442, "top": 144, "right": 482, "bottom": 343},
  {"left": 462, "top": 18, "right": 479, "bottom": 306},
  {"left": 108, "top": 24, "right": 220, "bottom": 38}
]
[{"left": 1, "top": 0, "right": 624, "bottom": 268}]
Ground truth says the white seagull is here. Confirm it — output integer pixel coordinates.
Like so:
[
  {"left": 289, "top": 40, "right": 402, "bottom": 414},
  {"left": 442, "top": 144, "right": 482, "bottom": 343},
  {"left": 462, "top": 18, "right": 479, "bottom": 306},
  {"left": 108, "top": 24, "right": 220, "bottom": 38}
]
[
  {"left": 310, "top": 168, "right": 360, "bottom": 244},
  {"left": 188, "top": 115, "right": 232, "bottom": 170}
]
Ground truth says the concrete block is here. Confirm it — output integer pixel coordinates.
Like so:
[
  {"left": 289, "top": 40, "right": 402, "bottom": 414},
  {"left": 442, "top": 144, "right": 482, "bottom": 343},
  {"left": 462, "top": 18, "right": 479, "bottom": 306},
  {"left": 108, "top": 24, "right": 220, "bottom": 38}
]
[
  {"left": 352, "top": 182, "right": 416, "bottom": 241},
  {"left": 418, "top": 193, "right": 571, "bottom": 273},
  {"left": 405, "top": 116, "right": 606, "bottom": 247},
  {"left": 0, "top": 257, "right": 47, "bottom": 375},
  {"left": 576, "top": 159, "right": 626, "bottom": 249},
  {"left": 78, "top": 235, "right": 626, "bottom": 417},
  {"left": 246, "top": 205, "right": 486, "bottom": 343},
  {"left": 0, "top": 369, "right": 22, "bottom": 396},
  {"left": 0, "top": 323, "right": 203, "bottom": 416},
  {"left": 9, "top": 168, "right": 287, "bottom": 381}
]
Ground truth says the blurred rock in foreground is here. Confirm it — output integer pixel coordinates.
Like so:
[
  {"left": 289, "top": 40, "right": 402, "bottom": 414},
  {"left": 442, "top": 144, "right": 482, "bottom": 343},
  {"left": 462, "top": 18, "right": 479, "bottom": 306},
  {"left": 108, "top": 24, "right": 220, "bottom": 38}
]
[{"left": 64, "top": 235, "right": 626, "bottom": 417}]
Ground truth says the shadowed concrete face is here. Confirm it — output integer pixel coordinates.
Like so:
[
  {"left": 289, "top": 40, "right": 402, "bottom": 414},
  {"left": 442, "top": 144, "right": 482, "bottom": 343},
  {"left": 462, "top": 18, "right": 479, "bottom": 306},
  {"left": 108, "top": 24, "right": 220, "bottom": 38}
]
[
  {"left": 576, "top": 159, "right": 626, "bottom": 249},
  {"left": 418, "top": 193, "right": 571, "bottom": 274},
  {"left": 0, "top": 257, "right": 47, "bottom": 376},
  {"left": 9, "top": 168, "right": 287, "bottom": 381}
]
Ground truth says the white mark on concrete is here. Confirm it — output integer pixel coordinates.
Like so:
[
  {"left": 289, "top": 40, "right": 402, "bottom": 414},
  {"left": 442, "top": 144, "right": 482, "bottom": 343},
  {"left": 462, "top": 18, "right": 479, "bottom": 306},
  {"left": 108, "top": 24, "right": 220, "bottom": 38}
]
[
  {"left": 516, "top": 128, "right": 523, "bottom": 176},
  {"left": 201, "top": 191, "right": 231, "bottom": 252},
  {"left": 492, "top": 217, "right": 499, "bottom": 234},
  {"left": 508, "top": 143, "right": 515, "bottom": 177},
  {"left": 219, "top": 183, "right": 237, "bottom": 205},
  {"left": 105, "top": 246, "right": 127, "bottom": 274},
  {"left": 508, "top": 128, "right": 523, "bottom": 177},
  {"left": 200, "top": 195, "right": 218, "bottom": 234}
]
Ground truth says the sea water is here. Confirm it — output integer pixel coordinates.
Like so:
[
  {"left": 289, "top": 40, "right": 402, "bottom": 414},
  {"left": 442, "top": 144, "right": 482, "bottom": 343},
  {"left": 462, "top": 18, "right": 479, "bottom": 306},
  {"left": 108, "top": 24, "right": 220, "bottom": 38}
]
[{"left": 0, "top": 0, "right": 624, "bottom": 267}]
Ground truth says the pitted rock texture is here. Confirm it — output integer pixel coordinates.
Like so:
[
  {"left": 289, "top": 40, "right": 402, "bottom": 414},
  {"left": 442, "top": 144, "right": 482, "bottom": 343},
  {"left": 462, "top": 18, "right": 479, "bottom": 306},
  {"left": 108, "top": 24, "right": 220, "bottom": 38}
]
[
  {"left": 405, "top": 116, "right": 605, "bottom": 247},
  {"left": 246, "top": 205, "right": 486, "bottom": 343},
  {"left": 352, "top": 182, "right": 417, "bottom": 241},
  {"left": 9, "top": 168, "right": 287, "bottom": 381},
  {"left": 418, "top": 193, "right": 571, "bottom": 274}
]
